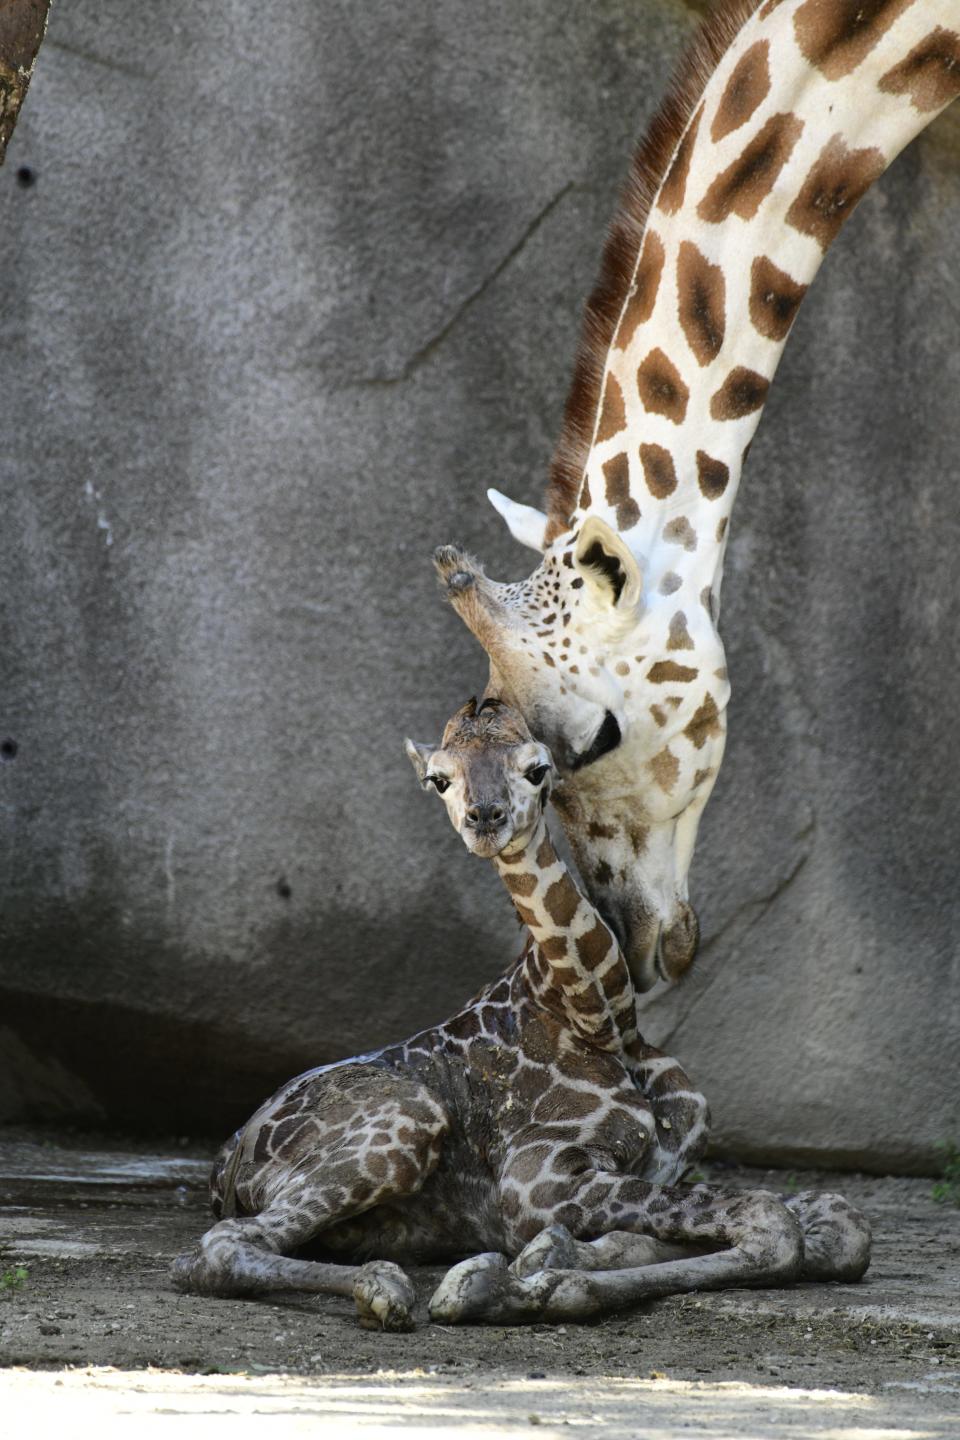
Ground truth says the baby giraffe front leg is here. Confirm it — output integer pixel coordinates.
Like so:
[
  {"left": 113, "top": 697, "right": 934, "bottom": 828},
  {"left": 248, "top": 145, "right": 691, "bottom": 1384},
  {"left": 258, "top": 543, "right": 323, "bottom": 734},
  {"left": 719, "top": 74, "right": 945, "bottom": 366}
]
[{"left": 430, "top": 1174, "right": 802, "bottom": 1324}]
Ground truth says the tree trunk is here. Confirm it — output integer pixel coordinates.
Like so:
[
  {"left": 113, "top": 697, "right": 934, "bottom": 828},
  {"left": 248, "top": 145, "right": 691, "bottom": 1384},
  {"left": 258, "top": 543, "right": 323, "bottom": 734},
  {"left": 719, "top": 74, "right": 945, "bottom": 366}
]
[{"left": 0, "top": 0, "right": 52, "bottom": 166}]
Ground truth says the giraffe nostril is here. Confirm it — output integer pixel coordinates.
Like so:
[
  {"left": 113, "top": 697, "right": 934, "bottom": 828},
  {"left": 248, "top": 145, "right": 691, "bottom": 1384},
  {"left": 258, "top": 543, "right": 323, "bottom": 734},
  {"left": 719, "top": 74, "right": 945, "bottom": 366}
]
[{"left": 466, "top": 803, "right": 506, "bottom": 828}]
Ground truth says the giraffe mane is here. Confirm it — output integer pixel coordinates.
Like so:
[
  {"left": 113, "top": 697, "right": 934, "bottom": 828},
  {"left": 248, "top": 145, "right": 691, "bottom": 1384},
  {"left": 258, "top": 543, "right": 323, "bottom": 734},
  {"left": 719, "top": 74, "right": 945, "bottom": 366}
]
[{"left": 544, "top": 0, "right": 767, "bottom": 541}]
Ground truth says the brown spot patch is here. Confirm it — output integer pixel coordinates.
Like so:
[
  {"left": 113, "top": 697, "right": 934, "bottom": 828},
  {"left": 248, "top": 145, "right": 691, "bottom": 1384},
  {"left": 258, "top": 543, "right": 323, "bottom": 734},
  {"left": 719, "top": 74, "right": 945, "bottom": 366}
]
[
  {"left": 693, "top": 766, "right": 714, "bottom": 788},
  {"left": 659, "top": 570, "right": 681, "bottom": 594},
  {"left": 667, "top": 611, "right": 694, "bottom": 650},
  {"left": 536, "top": 835, "right": 554, "bottom": 869},
  {"left": 878, "top": 27, "right": 960, "bottom": 113},
  {"left": 534, "top": 1086, "right": 601, "bottom": 1122},
  {"left": 544, "top": 877, "right": 580, "bottom": 928},
  {"left": 366, "top": 1150, "right": 389, "bottom": 1180},
  {"left": 648, "top": 660, "right": 698, "bottom": 683},
  {"left": 576, "top": 919, "right": 614, "bottom": 971},
  {"left": 710, "top": 366, "right": 769, "bottom": 421},
  {"left": 506, "top": 1143, "right": 552, "bottom": 1183},
  {"left": 650, "top": 703, "right": 667, "bottom": 728},
  {"left": 541, "top": 935, "right": 568, "bottom": 961},
  {"left": 444, "top": 1009, "right": 481, "bottom": 1040},
  {"left": 503, "top": 871, "right": 538, "bottom": 897},
  {"left": 712, "top": 40, "right": 771, "bottom": 142},
  {"left": 639, "top": 442, "right": 678, "bottom": 499},
  {"left": 594, "top": 859, "right": 613, "bottom": 887},
  {"left": 794, "top": 0, "right": 916, "bottom": 81},
  {"left": 785, "top": 134, "right": 885, "bottom": 251},
  {"left": 696, "top": 450, "right": 730, "bottom": 499},
  {"left": 520, "top": 1019, "right": 557, "bottom": 1065},
  {"left": 716, "top": 516, "right": 728, "bottom": 542},
  {"left": 749, "top": 255, "right": 807, "bottom": 341},
  {"left": 698, "top": 112, "right": 804, "bottom": 223},
  {"left": 677, "top": 241, "right": 726, "bottom": 366},
  {"left": 649, "top": 747, "right": 680, "bottom": 794},
  {"left": 637, "top": 348, "right": 689, "bottom": 425},
  {"left": 603, "top": 451, "right": 640, "bottom": 531},
  {"left": 663, "top": 516, "right": 697, "bottom": 551},
  {"left": 596, "top": 372, "right": 626, "bottom": 444},
  {"left": 658, "top": 104, "right": 703, "bottom": 215},
  {"left": 627, "top": 821, "right": 649, "bottom": 854},
  {"left": 618, "top": 230, "right": 666, "bottom": 350},
  {"left": 684, "top": 693, "right": 723, "bottom": 749},
  {"left": 530, "top": 1178, "right": 574, "bottom": 1210},
  {"left": 587, "top": 820, "right": 617, "bottom": 840}
]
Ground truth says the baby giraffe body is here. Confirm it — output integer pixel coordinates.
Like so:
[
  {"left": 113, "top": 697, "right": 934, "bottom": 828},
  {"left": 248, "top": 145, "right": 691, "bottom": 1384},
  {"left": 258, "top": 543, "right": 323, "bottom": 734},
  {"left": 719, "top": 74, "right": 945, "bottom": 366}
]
[{"left": 172, "top": 699, "right": 868, "bottom": 1328}]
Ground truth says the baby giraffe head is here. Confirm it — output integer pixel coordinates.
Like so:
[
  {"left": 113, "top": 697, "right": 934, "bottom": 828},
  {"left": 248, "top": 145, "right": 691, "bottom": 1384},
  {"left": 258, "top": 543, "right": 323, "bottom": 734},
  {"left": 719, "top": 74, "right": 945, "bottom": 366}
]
[{"left": 405, "top": 697, "right": 554, "bottom": 859}]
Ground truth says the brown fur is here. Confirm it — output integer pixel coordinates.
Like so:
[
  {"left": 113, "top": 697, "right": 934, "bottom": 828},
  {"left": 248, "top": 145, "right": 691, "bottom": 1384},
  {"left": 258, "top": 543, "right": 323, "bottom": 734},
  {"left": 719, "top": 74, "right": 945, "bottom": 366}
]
[
  {"left": 544, "top": 0, "right": 771, "bottom": 540},
  {"left": 441, "top": 696, "right": 532, "bottom": 749},
  {"left": 878, "top": 27, "right": 960, "bottom": 113}
]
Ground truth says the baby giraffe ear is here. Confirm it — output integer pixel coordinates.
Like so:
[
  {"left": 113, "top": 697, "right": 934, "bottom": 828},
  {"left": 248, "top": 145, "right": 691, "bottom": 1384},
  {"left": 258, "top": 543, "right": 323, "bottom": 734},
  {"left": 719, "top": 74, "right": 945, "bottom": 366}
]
[
  {"left": 574, "top": 516, "right": 642, "bottom": 610},
  {"left": 404, "top": 738, "right": 436, "bottom": 788}
]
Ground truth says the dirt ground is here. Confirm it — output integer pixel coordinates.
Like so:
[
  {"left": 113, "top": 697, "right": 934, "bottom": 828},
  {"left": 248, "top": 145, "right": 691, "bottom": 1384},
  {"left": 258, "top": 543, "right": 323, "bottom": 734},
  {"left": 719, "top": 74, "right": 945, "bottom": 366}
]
[{"left": 1, "top": 1127, "right": 957, "bottom": 1436}]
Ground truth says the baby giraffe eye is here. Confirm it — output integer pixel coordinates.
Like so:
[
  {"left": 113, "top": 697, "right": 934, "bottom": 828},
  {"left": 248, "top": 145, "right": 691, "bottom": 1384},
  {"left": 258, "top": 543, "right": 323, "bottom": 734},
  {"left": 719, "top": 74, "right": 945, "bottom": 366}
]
[
  {"left": 428, "top": 775, "right": 450, "bottom": 794},
  {"left": 524, "top": 764, "right": 548, "bottom": 787}
]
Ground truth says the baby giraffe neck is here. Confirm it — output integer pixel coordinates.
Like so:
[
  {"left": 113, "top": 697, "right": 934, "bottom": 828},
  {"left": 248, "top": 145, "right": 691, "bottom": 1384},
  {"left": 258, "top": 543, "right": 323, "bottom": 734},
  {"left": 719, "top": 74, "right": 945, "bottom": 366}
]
[{"left": 494, "top": 818, "right": 638, "bottom": 1052}]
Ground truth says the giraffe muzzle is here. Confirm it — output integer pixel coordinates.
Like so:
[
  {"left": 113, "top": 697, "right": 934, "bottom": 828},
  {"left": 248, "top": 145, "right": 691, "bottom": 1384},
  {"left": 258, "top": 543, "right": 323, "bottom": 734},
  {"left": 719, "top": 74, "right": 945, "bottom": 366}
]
[{"left": 463, "top": 802, "right": 510, "bottom": 856}]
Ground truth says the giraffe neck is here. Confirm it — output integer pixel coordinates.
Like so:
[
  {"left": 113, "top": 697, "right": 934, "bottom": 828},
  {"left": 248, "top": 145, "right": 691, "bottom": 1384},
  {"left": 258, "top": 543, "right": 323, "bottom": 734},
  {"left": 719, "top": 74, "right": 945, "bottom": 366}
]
[
  {"left": 568, "top": 0, "right": 960, "bottom": 596},
  {"left": 494, "top": 817, "right": 638, "bottom": 1051}
]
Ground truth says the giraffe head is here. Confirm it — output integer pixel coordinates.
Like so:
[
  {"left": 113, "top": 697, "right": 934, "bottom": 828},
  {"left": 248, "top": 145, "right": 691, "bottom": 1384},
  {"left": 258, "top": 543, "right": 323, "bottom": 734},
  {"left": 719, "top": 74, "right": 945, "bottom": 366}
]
[
  {"left": 431, "top": 517, "right": 728, "bottom": 992},
  {"left": 405, "top": 697, "right": 555, "bottom": 860}
]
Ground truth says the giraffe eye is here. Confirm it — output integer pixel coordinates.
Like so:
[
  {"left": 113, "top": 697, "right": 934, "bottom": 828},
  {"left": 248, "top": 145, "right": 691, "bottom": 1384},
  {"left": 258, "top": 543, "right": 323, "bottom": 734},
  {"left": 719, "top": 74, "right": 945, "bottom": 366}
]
[
  {"left": 524, "top": 764, "right": 548, "bottom": 787},
  {"left": 429, "top": 775, "right": 450, "bottom": 794}
]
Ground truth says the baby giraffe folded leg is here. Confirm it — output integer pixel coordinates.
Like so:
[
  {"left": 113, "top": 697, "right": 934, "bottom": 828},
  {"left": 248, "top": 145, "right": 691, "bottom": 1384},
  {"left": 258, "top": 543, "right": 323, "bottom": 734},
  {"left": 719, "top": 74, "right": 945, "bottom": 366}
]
[{"left": 430, "top": 1179, "right": 803, "bottom": 1324}]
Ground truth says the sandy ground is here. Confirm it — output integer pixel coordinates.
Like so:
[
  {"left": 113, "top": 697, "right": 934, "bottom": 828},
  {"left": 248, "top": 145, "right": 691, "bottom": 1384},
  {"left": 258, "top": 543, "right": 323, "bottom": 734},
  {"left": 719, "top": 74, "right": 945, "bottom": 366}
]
[{"left": 0, "top": 1129, "right": 957, "bottom": 1437}]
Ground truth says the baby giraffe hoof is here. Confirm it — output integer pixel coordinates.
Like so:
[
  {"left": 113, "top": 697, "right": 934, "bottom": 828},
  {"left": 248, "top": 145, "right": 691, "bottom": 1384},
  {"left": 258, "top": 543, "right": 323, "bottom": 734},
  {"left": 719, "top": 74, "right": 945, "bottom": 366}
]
[
  {"left": 511, "top": 1224, "right": 578, "bottom": 1279},
  {"left": 429, "top": 1252, "right": 557, "bottom": 1325},
  {"left": 353, "top": 1261, "right": 416, "bottom": 1332}
]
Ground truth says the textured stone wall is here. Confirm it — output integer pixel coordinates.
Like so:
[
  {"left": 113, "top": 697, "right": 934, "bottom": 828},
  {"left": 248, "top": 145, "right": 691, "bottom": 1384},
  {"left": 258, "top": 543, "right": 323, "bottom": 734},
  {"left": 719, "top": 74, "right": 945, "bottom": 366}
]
[{"left": 1, "top": 0, "right": 957, "bottom": 1170}]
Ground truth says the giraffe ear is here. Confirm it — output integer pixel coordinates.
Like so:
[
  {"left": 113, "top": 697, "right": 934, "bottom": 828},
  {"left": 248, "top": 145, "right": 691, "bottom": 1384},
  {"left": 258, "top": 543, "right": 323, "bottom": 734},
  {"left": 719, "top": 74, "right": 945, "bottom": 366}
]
[
  {"left": 574, "top": 516, "right": 642, "bottom": 610},
  {"left": 404, "top": 738, "right": 436, "bottom": 787},
  {"left": 487, "top": 489, "right": 548, "bottom": 552}
]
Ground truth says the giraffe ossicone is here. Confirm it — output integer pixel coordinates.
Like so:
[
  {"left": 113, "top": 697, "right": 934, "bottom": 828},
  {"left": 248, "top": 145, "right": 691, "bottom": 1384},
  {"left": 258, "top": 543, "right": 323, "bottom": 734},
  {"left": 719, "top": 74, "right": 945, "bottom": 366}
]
[
  {"left": 438, "top": 0, "right": 960, "bottom": 990},
  {"left": 171, "top": 697, "right": 869, "bottom": 1329},
  {"left": 486, "top": 488, "right": 548, "bottom": 553}
]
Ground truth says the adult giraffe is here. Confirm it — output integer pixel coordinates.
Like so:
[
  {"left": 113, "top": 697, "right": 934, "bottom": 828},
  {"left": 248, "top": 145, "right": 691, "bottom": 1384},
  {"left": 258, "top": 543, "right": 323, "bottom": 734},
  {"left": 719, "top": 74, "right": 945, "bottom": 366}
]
[{"left": 434, "top": 0, "right": 960, "bottom": 991}]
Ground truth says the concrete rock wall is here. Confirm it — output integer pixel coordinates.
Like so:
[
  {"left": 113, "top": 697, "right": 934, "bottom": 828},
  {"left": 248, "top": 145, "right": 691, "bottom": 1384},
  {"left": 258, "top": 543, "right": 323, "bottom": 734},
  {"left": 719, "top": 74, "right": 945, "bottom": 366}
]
[{"left": 1, "top": 0, "right": 957, "bottom": 1170}]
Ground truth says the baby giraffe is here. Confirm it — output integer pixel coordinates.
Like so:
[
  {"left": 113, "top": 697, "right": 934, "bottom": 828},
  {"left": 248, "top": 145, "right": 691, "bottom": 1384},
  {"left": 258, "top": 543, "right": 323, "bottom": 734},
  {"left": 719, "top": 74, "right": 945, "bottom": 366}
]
[{"left": 171, "top": 698, "right": 869, "bottom": 1328}]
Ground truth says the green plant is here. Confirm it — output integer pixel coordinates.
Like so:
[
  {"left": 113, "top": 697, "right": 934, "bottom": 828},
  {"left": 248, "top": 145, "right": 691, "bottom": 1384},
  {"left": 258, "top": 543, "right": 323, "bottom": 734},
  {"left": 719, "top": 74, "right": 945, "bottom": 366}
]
[
  {"left": 931, "top": 1141, "right": 960, "bottom": 1207},
  {"left": 0, "top": 1265, "right": 28, "bottom": 1293}
]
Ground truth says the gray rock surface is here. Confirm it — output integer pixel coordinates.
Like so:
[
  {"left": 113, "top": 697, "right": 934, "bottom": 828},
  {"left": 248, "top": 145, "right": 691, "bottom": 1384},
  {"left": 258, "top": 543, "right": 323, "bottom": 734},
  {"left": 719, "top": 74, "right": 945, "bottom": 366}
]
[{"left": 0, "top": 1, "right": 957, "bottom": 1166}]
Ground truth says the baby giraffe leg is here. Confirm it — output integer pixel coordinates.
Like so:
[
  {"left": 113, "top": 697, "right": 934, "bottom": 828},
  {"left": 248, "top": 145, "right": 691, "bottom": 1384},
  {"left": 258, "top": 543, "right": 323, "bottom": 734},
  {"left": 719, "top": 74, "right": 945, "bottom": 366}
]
[
  {"left": 173, "top": 1065, "right": 449, "bottom": 1330},
  {"left": 431, "top": 1175, "right": 802, "bottom": 1324},
  {"left": 171, "top": 1209, "right": 416, "bottom": 1330},
  {"left": 511, "top": 1223, "right": 695, "bottom": 1277},
  {"left": 784, "top": 1190, "right": 871, "bottom": 1281}
]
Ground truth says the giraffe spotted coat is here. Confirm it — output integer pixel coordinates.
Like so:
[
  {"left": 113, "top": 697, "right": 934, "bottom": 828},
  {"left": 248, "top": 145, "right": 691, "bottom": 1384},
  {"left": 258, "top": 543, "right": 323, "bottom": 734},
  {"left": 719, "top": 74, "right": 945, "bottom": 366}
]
[
  {"left": 172, "top": 700, "right": 869, "bottom": 1328},
  {"left": 440, "top": 0, "right": 960, "bottom": 993}
]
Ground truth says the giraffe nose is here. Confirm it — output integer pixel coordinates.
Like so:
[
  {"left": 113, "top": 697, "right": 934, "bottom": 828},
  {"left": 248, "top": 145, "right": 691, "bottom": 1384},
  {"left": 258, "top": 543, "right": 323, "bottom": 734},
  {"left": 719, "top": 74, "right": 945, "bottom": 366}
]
[{"left": 465, "top": 802, "right": 506, "bottom": 828}]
